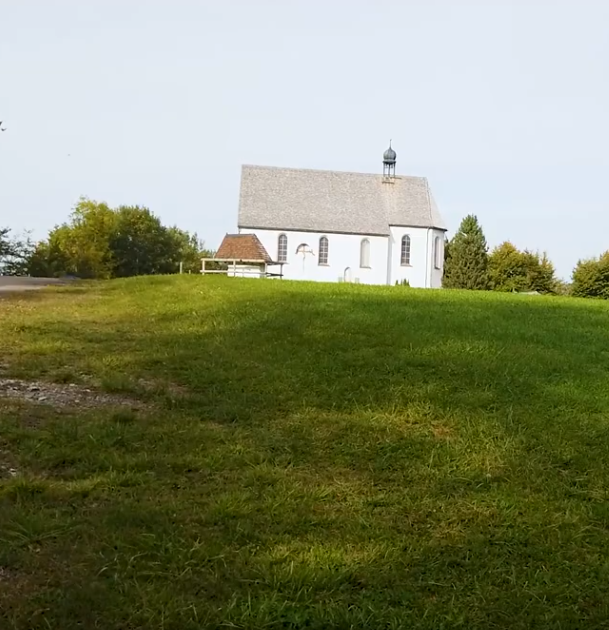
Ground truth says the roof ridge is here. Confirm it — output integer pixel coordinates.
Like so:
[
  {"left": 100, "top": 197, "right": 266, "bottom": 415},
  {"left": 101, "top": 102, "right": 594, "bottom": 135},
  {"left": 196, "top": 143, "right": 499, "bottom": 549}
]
[{"left": 242, "top": 163, "right": 427, "bottom": 181}]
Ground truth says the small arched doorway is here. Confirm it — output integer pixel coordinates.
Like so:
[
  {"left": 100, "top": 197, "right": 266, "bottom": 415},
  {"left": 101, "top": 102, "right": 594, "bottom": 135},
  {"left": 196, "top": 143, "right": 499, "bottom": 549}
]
[{"left": 344, "top": 267, "right": 352, "bottom": 283}]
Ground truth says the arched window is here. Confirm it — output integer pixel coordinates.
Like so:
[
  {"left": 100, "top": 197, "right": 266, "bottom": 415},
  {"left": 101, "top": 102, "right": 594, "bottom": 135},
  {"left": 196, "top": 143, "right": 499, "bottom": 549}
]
[
  {"left": 401, "top": 235, "right": 411, "bottom": 266},
  {"left": 434, "top": 236, "right": 442, "bottom": 269},
  {"left": 360, "top": 238, "right": 370, "bottom": 268},
  {"left": 277, "top": 233, "right": 288, "bottom": 262},
  {"left": 318, "top": 236, "right": 329, "bottom": 265}
]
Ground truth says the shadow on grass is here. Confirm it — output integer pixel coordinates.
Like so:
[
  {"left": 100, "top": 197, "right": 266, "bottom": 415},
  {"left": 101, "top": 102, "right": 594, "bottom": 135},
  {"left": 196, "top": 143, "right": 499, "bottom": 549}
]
[{"left": 7, "top": 280, "right": 609, "bottom": 484}]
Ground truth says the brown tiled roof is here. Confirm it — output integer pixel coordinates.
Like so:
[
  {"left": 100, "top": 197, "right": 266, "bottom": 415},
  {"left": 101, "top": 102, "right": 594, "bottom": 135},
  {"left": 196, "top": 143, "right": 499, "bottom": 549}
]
[{"left": 215, "top": 234, "right": 274, "bottom": 263}]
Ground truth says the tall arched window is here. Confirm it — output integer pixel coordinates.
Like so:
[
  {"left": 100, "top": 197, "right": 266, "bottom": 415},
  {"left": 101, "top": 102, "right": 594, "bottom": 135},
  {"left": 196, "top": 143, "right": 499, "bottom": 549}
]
[
  {"left": 318, "top": 236, "right": 329, "bottom": 265},
  {"left": 401, "top": 235, "right": 411, "bottom": 266},
  {"left": 434, "top": 236, "right": 442, "bottom": 269},
  {"left": 277, "top": 234, "right": 288, "bottom": 262},
  {"left": 360, "top": 239, "right": 370, "bottom": 268}
]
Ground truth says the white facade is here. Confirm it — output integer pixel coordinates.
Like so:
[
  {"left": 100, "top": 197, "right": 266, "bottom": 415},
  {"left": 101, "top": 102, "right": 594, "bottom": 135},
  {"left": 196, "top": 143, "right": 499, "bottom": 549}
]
[{"left": 239, "top": 227, "right": 444, "bottom": 288}]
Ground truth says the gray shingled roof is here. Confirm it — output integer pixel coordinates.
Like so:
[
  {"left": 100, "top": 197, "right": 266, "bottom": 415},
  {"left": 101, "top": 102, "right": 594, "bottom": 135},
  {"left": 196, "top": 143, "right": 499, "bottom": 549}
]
[{"left": 238, "top": 165, "right": 446, "bottom": 236}]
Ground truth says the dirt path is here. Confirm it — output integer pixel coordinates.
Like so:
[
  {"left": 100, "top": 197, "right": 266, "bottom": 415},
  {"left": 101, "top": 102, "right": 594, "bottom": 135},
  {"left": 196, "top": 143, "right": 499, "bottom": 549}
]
[{"left": 0, "top": 277, "right": 75, "bottom": 293}]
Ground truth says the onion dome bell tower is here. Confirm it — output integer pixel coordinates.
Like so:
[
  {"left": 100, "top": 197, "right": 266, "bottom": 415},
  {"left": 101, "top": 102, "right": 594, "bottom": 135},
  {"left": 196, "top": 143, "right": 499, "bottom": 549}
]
[{"left": 383, "top": 141, "right": 397, "bottom": 179}]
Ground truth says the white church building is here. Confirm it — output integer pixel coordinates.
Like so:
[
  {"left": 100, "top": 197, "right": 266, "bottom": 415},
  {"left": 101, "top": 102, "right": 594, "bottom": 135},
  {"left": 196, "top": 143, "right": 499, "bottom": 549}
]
[{"left": 215, "top": 145, "right": 447, "bottom": 287}]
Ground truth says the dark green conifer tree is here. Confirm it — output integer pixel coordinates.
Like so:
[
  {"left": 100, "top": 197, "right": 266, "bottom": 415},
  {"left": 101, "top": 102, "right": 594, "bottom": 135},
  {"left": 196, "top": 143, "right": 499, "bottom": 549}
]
[{"left": 443, "top": 214, "right": 489, "bottom": 290}]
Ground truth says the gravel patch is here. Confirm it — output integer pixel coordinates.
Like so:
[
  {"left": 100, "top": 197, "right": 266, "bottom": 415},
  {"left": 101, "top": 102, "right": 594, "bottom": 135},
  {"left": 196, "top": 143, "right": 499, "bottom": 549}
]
[{"left": 0, "top": 378, "right": 144, "bottom": 410}]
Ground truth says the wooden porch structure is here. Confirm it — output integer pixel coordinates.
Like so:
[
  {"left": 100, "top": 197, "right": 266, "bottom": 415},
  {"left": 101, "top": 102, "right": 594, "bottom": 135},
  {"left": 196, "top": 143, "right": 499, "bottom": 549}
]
[{"left": 200, "top": 258, "right": 285, "bottom": 278}]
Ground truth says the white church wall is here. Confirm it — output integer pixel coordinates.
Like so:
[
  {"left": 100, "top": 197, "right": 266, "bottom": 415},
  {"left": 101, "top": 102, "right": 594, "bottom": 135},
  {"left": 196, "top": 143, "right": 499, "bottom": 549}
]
[
  {"left": 239, "top": 228, "right": 389, "bottom": 285},
  {"left": 388, "top": 226, "right": 440, "bottom": 288}
]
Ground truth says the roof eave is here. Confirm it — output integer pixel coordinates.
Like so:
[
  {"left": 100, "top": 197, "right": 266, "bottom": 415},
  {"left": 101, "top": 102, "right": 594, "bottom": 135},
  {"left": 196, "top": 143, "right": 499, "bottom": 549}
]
[{"left": 389, "top": 223, "right": 448, "bottom": 231}]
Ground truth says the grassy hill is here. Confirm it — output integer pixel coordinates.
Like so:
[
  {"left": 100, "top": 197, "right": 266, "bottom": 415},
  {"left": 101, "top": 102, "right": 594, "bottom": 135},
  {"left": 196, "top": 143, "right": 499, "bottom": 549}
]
[{"left": 2, "top": 276, "right": 609, "bottom": 629}]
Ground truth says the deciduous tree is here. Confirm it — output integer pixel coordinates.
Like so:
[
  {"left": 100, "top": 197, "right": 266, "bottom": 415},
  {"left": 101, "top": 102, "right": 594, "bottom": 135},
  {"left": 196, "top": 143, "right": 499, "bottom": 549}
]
[
  {"left": 0, "top": 228, "right": 36, "bottom": 275},
  {"left": 488, "top": 242, "right": 557, "bottom": 293},
  {"left": 27, "top": 198, "right": 203, "bottom": 279},
  {"left": 571, "top": 252, "right": 609, "bottom": 299}
]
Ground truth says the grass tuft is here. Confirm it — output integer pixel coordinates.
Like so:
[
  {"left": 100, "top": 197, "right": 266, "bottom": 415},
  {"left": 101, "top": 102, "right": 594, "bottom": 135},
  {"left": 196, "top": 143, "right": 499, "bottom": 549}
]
[{"left": 111, "top": 408, "right": 138, "bottom": 425}]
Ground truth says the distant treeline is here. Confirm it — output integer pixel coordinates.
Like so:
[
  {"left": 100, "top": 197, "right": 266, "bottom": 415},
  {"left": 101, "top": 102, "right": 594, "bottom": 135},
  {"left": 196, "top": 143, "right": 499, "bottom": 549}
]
[
  {"left": 443, "top": 214, "right": 605, "bottom": 299},
  {"left": 1, "top": 202, "right": 607, "bottom": 299}
]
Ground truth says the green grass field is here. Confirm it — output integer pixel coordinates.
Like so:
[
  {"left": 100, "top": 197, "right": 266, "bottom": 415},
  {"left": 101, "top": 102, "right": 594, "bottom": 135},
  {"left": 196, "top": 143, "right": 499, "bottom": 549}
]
[{"left": 2, "top": 276, "right": 609, "bottom": 629}]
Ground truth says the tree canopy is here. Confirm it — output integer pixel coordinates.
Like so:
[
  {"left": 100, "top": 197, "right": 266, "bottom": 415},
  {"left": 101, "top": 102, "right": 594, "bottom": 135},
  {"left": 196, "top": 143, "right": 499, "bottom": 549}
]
[
  {"left": 0, "top": 228, "right": 35, "bottom": 276},
  {"left": 0, "top": 228, "right": 11, "bottom": 262},
  {"left": 28, "top": 198, "right": 204, "bottom": 279},
  {"left": 571, "top": 252, "right": 609, "bottom": 299},
  {"left": 488, "top": 242, "right": 557, "bottom": 293}
]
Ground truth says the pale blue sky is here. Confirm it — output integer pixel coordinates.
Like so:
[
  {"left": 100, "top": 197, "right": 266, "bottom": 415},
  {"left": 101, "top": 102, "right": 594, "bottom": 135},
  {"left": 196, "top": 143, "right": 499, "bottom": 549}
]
[{"left": 1, "top": 0, "right": 608, "bottom": 279}]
